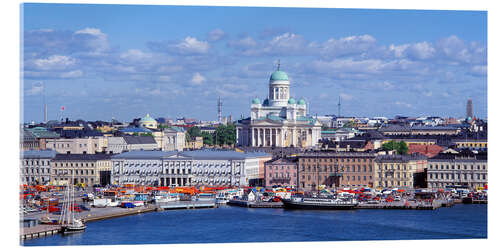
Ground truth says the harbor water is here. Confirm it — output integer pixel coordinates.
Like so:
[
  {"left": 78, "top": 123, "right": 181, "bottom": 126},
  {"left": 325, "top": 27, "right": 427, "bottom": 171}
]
[{"left": 22, "top": 204, "right": 487, "bottom": 246}]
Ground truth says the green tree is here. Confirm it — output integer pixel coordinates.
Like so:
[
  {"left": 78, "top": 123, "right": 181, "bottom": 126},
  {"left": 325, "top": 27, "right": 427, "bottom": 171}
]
[
  {"left": 201, "top": 131, "right": 214, "bottom": 146},
  {"left": 397, "top": 141, "right": 408, "bottom": 155},
  {"left": 381, "top": 140, "right": 408, "bottom": 155},
  {"left": 186, "top": 126, "right": 202, "bottom": 142}
]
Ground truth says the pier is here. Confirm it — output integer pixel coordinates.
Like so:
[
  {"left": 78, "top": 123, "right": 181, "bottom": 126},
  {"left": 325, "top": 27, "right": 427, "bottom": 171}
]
[
  {"left": 228, "top": 200, "right": 284, "bottom": 208},
  {"left": 21, "top": 224, "right": 61, "bottom": 240},
  {"left": 158, "top": 200, "right": 217, "bottom": 210}
]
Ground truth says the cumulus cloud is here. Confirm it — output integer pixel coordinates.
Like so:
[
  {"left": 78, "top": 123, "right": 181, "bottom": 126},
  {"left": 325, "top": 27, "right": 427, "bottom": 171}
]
[
  {"left": 60, "top": 70, "right": 83, "bottom": 78},
  {"left": 148, "top": 36, "right": 210, "bottom": 55},
  {"left": 191, "top": 72, "right": 206, "bottom": 85},
  {"left": 313, "top": 35, "right": 377, "bottom": 58},
  {"left": 119, "top": 49, "right": 152, "bottom": 62},
  {"left": 207, "top": 28, "right": 226, "bottom": 42},
  {"left": 33, "top": 55, "right": 76, "bottom": 71}
]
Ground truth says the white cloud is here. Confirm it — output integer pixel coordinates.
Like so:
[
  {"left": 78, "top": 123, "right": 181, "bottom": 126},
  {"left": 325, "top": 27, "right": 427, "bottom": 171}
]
[
  {"left": 60, "top": 70, "right": 83, "bottom": 78},
  {"left": 120, "top": 49, "right": 152, "bottom": 62},
  {"left": 207, "top": 28, "right": 226, "bottom": 42},
  {"left": 173, "top": 37, "right": 210, "bottom": 54},
  {"left": 423, "top": 91, "right": 433, "bottom": 97},
  {"left": 34, "top": 55, "right": 76, "bottom": 71},
  {"left": 319, "top": 93, "right": 328, "bottom": 99},
  {"left": 191, "top": 72, "right": 206, "bottom": 85},
  {"left": 315, "top": 34, "right": 377, "bottom": 58},
  {"left": 74, "top": 27, "right": 109, "bottom": 52},
  {"left": 228, "top": 37, "right": 258, "bottom": 50}
]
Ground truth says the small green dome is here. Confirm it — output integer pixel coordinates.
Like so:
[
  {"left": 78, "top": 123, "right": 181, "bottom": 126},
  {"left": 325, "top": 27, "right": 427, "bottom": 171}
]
[
  {"left": 288, "top": 98, "right": 296, "bottom": 104},
  {"left": 270, "top": 70, "right": 289, "bottom": 81},
  {"left": 298, "top": 98, "right": 306, "bottom": 105},
  {"left": 141, "top": 114, "right": 156, "bottom": 123},
  {"left": 252, "top": 97, "right": 261, "bottom": 104}
]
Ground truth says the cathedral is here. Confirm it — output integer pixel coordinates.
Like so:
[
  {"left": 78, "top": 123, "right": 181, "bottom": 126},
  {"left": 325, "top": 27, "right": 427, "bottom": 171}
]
[{"left": 236, "top": 64, "right": 322, "bottom": 148}]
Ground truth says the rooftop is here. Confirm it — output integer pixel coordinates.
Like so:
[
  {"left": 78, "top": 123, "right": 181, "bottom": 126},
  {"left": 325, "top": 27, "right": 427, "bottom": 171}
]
[
  {"left": 54, "top": 153, "right": 113, "bottom": 161},
  {"left": 21, "top": 150, "right": 57, "bottom": 159}
]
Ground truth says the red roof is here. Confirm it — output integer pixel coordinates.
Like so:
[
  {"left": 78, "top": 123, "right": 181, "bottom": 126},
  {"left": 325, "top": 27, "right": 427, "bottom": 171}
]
[{"left": 408, "top": 144, "right": 443, "bottom": 157}]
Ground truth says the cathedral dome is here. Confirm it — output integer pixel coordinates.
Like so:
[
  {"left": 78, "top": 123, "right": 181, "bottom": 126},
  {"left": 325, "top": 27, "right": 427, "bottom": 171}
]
[
  {"left": 270, "top": 70, "right": 289, "bottom": 82},
  {"left": 298, "top": 98, "right": 306, "bottom": 105},
  {"left": 288, "top": 98, "right": 296, "bottom": 104},
  {"left": 252, "top": 97, "right": 261, "bottom": 104}
]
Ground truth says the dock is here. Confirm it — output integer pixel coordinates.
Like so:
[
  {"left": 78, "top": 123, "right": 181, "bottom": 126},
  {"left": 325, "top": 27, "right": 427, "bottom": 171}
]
[
  {"left": 20, "top": 224, "right": 61, "bottom": 240},
  {"left": 158, "top": 200, "right": 216, "bottom": 210},
  {"left": 228, "top": 200, "right": 284, "bottom": 208}
]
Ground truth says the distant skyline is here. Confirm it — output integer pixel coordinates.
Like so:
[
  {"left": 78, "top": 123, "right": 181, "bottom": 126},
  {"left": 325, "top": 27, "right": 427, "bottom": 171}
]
[{"left": 21, "top": 4, "right": 487, "bottom": 123}]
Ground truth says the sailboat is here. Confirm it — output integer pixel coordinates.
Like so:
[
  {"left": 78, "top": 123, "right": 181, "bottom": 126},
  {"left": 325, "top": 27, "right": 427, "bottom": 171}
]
[
  {"left": 40, "top": 198, "right": 58, "bottom": 225},
  {"left": 59, "top": 172, "right": 86, "bottom": 233}
]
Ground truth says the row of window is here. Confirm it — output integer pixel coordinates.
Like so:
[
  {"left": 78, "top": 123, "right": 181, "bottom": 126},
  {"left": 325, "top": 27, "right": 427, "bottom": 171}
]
[
  {"left": 267, "top": 165, "right": 297, "bottom": 170},
  {"left": 54, "top": 162, "right": 95, "bottom": 167},
  {"left": 23, "top": 167, "right": 50, "bottom": 174},
  {"left": 268, "top": 172, "right": 297, "bottom": 178},
  {"left": 302, "top": 158, "right": 373, "bottom": 163},
  {"left": 302, "top": 175, "right": 372, "bottom": 181},
  {"left": 53, "top": 169, "right": 95, "bottom": 175},
  {"left": 429, "top": 164, "right": 486, "bottom": 170},
  {"left": 428, "top": 173, "right": 487, "bottom": 180},
  {"left": 377, "top": 172, "right": 412, "bottom": 179},
  {"left": 301, "top": 165, "right": 373, "bottom": 173},
  {"left": 23, "top": 160, "right": 49, "bottom": 166},
  {"left": 378, "top": 164, "right": 412, "bottom": 171}
]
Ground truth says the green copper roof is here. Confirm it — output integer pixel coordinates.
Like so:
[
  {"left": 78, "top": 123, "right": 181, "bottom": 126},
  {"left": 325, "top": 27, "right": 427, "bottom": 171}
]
[
  {"left": 270, "top": 70, "right": 289, "bottom": 81},
  {"left": 141, "top": 114, "right": 156, "bottom": 123},
  {"left": 298, "top": 98, "right": 306, "bottom": 105},
  {"left": 252, "top": 97, "right": 261, "bottom": 104},
  {"left": 288, "top": 98, "right": 296, "bottom": 104}
]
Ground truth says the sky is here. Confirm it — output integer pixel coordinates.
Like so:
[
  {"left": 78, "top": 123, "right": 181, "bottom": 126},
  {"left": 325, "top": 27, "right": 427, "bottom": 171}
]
[{"left": 21, "top": 3, "right": 487, "bottom": 123}]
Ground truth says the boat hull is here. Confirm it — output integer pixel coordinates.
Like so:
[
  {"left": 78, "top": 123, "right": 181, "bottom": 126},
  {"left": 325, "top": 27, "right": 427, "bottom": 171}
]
[{"left": 282, "top": 199, "right": 358, "bottom": 210}]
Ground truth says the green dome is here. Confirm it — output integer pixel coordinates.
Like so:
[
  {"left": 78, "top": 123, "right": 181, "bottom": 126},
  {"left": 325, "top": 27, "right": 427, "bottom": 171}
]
[
  {"left": 288, "top": 98, "right": 296, "bottom": 104},
  {"left": 252, "top": 97, "right": 261, "bottom": 104},
  {"left": 141, "top": 114, "right": 156, "bottom": 123},
  {"left": 298, "top": 98, "right": 306, "bottom": 105},
  {"left": 270, "top": 70, "right": 289, "bottom": 81}
]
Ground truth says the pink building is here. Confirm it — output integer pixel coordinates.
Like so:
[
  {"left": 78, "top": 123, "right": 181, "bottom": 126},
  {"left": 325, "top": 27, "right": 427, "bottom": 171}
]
[{"left": 264, "top": 157, "right": 298, "bottom": 188}]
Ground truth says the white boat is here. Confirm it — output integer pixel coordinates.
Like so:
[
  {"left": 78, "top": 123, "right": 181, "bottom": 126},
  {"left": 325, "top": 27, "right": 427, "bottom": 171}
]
[{"left": 59, "top": 172, "right": 86, "bottom": 233}]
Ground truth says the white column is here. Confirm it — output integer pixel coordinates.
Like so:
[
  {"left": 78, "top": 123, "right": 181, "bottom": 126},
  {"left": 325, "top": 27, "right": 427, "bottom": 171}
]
[
  {"left": 236, "top": 128, "right": 239, "bottom": 146},
  {"left": 257, "top": 128, "right": 261, "bottom": 147}
]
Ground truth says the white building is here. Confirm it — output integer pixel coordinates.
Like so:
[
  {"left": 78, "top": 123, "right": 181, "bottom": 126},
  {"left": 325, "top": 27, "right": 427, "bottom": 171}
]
[
  {"left": 236, "top": 66, "right": 322, "bottom": 148},
  {"left": 46, "top": 137, "right": 107, "bottom": 154},
  {"left": 107, "top": 136, "right": 158, "bottom": 154},
  {"left": 110, "top": 150, "right": 269, "bottom": 187},
  {"left": 20, "top": 150, "right": 56, "bottom": 185}
]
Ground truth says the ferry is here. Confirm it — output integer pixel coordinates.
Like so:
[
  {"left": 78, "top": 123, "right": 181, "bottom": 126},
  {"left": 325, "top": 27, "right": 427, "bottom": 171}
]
[{"left": 282, "top": 196, "right": 359, "bottom": 210}]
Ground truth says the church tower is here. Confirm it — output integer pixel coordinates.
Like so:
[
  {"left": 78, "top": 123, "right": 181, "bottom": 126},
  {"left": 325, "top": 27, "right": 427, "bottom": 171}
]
[{"left": 268, "top": 61, "right": 290, "bottom": 107}]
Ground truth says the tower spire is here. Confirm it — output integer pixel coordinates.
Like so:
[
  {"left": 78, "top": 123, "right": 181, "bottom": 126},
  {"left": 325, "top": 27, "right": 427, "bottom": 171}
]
[{"left": 277, "top": 59, "right": 280, "bottom": 71}]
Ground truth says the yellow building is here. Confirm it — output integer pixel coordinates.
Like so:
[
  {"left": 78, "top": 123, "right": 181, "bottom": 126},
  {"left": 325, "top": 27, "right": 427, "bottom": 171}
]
[{"left": 374, "top": 154, "right": 427, "bottom": 189}]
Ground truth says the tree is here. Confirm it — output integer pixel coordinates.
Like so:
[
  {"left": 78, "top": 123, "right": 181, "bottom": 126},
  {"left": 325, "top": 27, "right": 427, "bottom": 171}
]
[
  {"left": 381, "top": 140, "right": 408, "bottom": 155},
  {"left": 397, "top": 141, "right": 408, "bottom": 155},
  {"left": 201, "top": 131, "right": 214, "bottom": 146},
  {"left": 186, "top": 126, "right": 202, "bottom": 142}
]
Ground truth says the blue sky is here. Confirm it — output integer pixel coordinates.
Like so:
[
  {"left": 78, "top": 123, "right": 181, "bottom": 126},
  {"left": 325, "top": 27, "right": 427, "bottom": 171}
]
[{"left": 21, "top": 3, "right": 487, "bottom": 123}]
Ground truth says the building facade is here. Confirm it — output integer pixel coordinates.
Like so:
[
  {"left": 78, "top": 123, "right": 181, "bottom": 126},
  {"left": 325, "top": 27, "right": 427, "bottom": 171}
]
[
  {"left": 297, "top": 151, "right": 377, "bottom": 190},
  {"left": 111, "top": 150, "right": 267, "bottom": 187},
  {"left": 427, "top": 151, "right": 487, "bottom": 189},
  {"left": 20, "top": 150, "right": 56, "bottom": 185},
  {"left": 50, "top": 154, "right": 112, "bottom": 187},
  {"left": 45, "top": 137, "right": 107, "bottom": 154},
  {"left": 107, "top": 136, "right": 158, "bottom": 154},
  {"left": 264, "top": 157, "right": 298, "bottom": 188},
  {"left": 373, "top": 154, "right": 427, "bottom": 189},
  {"left": 236, "top": 66, "right": 322, "bottom": 148}
]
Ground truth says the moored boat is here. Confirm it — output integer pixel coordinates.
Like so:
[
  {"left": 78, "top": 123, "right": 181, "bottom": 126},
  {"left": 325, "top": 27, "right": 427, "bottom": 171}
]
[{"left": 282, "top": 196, "right": 358, "bottom": 210}]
